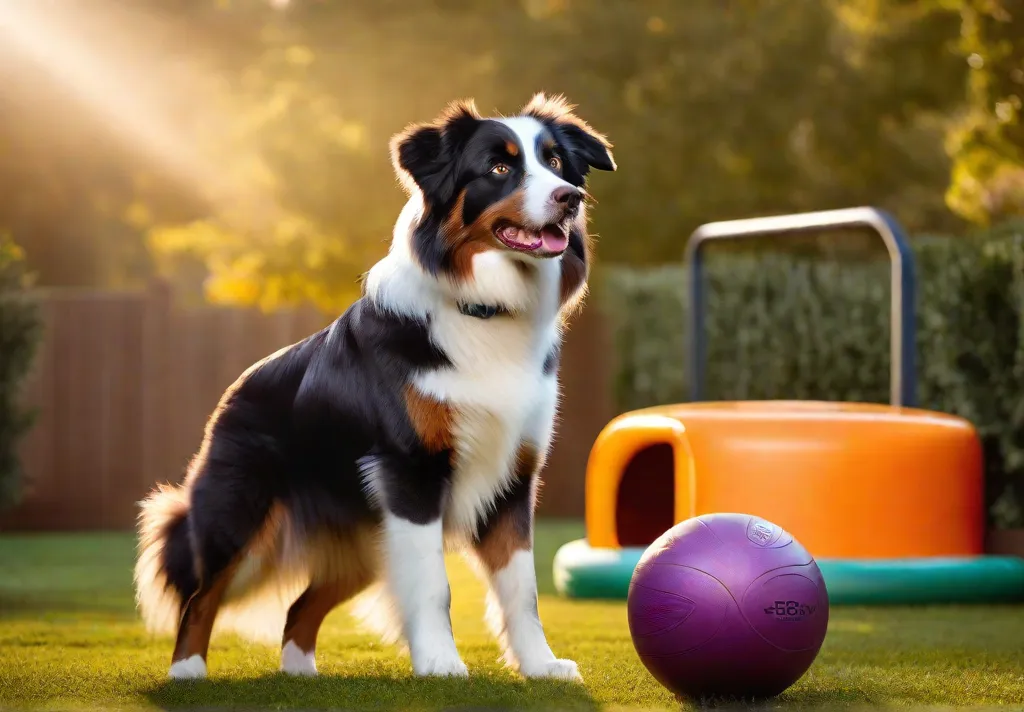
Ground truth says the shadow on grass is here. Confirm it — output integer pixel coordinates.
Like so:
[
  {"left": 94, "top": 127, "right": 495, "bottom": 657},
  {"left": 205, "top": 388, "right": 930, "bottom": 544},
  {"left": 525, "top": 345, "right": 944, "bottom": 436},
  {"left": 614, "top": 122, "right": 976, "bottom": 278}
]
[
  {"left": 145, "top": 672, "right": 597, "bottom": 711},
  {"left": 684, "top": 681, "right": 884, "bottom": 711}
]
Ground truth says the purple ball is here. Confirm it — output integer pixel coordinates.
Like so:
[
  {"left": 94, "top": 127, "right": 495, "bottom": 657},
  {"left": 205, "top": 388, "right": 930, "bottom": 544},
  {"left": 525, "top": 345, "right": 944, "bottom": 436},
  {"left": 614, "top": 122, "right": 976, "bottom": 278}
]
[{"left": 627, "top": 513, "right": 829, "bottom": 701}]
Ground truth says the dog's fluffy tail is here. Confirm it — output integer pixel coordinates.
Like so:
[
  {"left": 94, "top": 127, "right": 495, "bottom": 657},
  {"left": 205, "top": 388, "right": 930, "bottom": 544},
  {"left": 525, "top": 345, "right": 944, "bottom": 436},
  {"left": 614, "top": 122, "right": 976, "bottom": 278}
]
[
  {"left": 134, "top": 482, "right": 196, "bottom": 635},
  {"left": 133, "top": 482, "right": 318, "bottom": 645},
  {"left": 133, "top": 481, "right": 401, "bottom": 647}
]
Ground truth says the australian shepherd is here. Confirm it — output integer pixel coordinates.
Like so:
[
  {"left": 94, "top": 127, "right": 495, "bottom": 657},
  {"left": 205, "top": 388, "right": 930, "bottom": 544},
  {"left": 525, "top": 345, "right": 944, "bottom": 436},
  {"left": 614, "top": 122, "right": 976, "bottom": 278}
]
[{"left": 134, "top": 94, "right": 615, "bottom": 682}]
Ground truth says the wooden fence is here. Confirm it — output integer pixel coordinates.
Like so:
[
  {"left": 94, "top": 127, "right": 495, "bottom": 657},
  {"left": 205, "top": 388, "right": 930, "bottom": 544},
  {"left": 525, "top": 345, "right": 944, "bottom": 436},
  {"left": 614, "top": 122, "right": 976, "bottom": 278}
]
[{"left": 0, "top": 283, "right": 615, "bottom": 530}]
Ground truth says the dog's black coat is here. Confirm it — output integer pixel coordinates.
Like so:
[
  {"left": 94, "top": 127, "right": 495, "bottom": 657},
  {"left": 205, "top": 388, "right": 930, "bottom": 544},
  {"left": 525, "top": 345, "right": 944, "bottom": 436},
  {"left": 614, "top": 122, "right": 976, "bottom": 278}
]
[{"left": 163, "top": 300, "right": 454, "bottom": 601}]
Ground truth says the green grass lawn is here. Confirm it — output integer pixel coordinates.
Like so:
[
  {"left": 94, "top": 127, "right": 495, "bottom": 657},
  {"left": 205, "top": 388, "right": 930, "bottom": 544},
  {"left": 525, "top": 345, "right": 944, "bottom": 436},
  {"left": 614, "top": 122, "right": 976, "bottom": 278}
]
[{"left": 1, "top": 521, "right": 1023, "bottom": 711}]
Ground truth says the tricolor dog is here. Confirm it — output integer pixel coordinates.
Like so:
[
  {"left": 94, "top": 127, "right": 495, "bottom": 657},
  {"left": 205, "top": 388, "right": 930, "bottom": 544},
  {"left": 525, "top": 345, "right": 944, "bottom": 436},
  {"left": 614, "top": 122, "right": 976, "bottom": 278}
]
[{"left": 134, "top": 93, "right": 615, "bottom": 681}]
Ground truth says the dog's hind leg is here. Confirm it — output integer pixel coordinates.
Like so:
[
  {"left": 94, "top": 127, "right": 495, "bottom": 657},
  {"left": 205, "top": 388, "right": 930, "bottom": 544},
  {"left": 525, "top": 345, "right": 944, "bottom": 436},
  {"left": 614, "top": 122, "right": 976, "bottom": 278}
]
[
  {"left": 280, "top": 582, "right": 348, "bottom": 676},
  {"left": 168, "top": 461, "right": 276, "bottom": 680},
  {"left": 169, "top": 566, "right": 235, "bottom": 679},
  {"left": 280, "top": 528, "right": 377, "bottom": 676}
]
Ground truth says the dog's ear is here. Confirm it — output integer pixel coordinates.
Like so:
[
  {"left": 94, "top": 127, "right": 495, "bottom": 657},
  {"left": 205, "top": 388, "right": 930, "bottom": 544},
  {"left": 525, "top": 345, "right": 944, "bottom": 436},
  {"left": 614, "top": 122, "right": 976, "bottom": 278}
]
[
  {"left": 522, "top": 93, "right": 616, "bottom": 178},
  {"left": 390, "top": 99, "right": 482, "bottom": 204}
]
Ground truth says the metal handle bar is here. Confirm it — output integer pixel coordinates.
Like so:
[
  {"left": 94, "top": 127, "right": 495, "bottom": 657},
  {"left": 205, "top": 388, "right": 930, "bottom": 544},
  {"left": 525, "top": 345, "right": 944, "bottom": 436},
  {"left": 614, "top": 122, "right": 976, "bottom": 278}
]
[{"left": 683, "top": 207, "right": 917, "bottom": 407}]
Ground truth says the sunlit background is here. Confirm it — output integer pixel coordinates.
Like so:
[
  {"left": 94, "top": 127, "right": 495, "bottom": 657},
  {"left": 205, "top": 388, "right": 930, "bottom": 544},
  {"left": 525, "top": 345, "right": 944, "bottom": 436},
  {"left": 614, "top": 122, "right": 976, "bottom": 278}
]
[
  {"left": 2, "top": 0, "right": 1024, "bottom": 523},
  {"left": 2, "top": 0, "right": 1023, "bottom": 522},
  {"left": 1, "top": 0, "right": 1020, "bottom": 309}
]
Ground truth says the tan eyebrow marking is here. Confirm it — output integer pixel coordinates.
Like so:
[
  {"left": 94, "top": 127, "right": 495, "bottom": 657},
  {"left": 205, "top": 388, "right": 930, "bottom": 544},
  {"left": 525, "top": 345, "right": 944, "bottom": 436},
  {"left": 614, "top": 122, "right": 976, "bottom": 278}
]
[{"left": 505, "top": 140, "right": 519, "bottom": 156}]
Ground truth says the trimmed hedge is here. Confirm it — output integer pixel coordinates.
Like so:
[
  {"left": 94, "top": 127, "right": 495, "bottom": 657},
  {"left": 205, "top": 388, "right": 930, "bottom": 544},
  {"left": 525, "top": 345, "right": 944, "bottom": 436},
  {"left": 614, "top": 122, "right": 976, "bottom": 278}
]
[
  {"left": 0, "top": 235, "right": 42, "bottom": 511},
  {"left": 600, "top": 221, "right": 1024, "bottom": 529}
]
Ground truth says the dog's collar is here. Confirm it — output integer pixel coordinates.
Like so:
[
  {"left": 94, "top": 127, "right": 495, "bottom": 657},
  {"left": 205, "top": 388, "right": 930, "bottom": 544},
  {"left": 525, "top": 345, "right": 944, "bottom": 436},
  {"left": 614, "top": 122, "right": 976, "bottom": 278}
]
[{"left": 456, "top": 302, "right": 512, "bottom": 320}]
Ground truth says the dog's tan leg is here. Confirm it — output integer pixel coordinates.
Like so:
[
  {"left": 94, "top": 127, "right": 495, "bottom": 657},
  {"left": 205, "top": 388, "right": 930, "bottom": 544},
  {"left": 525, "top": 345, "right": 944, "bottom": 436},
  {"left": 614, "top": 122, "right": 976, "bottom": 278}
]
[
  {"left": 279, "top": 528, "right": 378, "bottom": 676},
  {"left": 280, "top": 582, "right": 350, "bottom": 676},
  {"left": 169, "top": 567, "right": 234, "bottom": 680}
]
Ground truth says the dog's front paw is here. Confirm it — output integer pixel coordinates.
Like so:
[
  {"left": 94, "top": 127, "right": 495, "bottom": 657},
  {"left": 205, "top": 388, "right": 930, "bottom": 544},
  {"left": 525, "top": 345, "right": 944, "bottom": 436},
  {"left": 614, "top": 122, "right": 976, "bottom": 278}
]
[
  {"left": 521, "top": 658, "right": 583, "bottom": 682},
  {"left": 413, "top": 651, "right": 469, "bottom": 678}
]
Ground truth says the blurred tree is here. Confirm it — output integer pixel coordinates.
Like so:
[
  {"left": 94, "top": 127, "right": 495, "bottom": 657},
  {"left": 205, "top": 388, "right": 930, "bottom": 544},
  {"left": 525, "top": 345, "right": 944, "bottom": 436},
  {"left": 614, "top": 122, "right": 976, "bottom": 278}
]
[
  {"left": 0, "top": 53, "right": 153, "bottom": 288},
  {"left": 148, "top": 0, "right": 516, "bottom": 311},
  {"left": 487, "top": 0, "right": 970, "bottom": 263},
  {"left": 941, "top": 0, "right": 1024, "bottom": 224},
  {"left": 839, "top": 0, "right": 1024, "bottom": 225},
  {"left": 0, "top": 0, "right": 1004, "bottom": 310},
  {"left": 0, "top": 0, "right": 242, "bottom": 288},
  {"left": 0, "top": 235, "right": 41, "bottom": 511}
]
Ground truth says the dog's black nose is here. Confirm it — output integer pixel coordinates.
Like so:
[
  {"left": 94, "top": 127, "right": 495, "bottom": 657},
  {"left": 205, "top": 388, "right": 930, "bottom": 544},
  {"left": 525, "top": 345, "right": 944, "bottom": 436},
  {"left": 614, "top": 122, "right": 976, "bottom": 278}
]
[{"left": 551, "top": 186, "right": 581, "bottom": 212}]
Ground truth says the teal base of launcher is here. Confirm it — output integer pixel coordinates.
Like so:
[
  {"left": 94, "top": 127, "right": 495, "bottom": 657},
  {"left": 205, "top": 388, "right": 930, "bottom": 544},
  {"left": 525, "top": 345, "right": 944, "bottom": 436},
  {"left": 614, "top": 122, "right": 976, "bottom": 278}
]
[{"left": 552, "top": 538, "right": 1024, "bottom": 604}]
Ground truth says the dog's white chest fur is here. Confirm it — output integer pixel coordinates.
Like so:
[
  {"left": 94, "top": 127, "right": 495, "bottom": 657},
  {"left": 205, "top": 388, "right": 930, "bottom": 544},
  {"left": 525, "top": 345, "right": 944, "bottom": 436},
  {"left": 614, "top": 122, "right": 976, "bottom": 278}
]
[
  {"left": 411, "top": 256, "right": 562, "bottom": 537},
  {"left": 364, "top": 199, "right": 567, "bottom": 538}
]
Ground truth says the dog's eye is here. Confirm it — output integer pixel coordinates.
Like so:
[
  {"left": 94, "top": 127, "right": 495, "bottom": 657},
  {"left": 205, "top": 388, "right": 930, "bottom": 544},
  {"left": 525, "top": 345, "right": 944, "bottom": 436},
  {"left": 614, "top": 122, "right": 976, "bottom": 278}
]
[
  {"left": 548, "top": 156, "right": 562, "bottom": 172},
  {"left": 491, "top": 163, "right": 510, "bottom": 175}
]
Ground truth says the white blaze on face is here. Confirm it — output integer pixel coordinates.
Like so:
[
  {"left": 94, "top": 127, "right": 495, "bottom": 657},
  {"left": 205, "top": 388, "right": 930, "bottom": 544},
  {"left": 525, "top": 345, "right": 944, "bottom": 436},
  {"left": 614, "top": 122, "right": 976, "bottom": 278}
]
[{"left": 497, "top": 117, "right": 575, "bottom": 228}]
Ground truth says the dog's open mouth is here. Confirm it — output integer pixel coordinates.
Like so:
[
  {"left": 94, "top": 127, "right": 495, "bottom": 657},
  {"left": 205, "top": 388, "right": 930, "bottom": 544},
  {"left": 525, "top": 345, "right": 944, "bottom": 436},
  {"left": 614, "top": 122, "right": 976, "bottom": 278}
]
[{"left": 494, "top": 221, "right": 569, "bottom": 256}]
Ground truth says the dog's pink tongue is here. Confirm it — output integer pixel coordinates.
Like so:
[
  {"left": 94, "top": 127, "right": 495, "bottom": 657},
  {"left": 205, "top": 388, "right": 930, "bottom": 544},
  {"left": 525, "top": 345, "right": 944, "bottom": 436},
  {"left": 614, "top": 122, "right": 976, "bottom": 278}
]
[
  {"left": 499, "top": 225, "right": 542, "bottom": 249},
  {"left": 540, "top": 227, "right": 569, "bottom": 253}
]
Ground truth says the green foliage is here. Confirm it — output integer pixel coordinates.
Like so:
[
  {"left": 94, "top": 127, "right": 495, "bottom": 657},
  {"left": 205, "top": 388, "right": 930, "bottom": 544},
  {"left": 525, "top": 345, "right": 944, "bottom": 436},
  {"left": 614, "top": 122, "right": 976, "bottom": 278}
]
[
  {"left": 0, "top": 0, "right": 985, "bottom": 308},
  {"left": 602, "top": 221, "right": 1024, "bottom": 528},
  {"left": 941, "top": 0, "right": 1024, "bottom": 225},
  {"left": 0, "top": 235, "right": 42, "bottom": 511}
]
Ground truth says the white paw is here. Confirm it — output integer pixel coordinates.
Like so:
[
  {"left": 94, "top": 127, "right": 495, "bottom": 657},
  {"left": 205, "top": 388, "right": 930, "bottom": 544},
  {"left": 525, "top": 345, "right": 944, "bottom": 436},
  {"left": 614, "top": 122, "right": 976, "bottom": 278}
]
[
  {"left": 168, "top": 654, "right": 207, "bottom": 680},
  {"left": 413, "top": 650, "right": 469, "bottom": 677},
  {"left": 521, "top": 658, "right": 582, "bottom": 682},
  {"left": 281, "top": 640, "right": 317, "bottom": 677}
]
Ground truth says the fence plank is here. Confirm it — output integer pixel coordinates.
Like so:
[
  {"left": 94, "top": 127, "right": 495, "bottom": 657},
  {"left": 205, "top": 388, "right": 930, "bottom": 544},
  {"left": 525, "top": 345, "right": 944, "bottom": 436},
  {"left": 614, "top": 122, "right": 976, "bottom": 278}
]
[
  {"left": 107, "top": 295, "right": 147, "bottom": 527},
  {"left": 142, "top": 282, "right": 173, "bottom": 490}
]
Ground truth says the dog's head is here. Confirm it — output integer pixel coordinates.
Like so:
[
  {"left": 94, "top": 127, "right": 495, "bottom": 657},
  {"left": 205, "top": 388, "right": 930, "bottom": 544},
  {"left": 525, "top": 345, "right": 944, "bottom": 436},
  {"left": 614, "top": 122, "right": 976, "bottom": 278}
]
[{"left": 390, "top": 94, "right": 615, "bottom": 279}]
